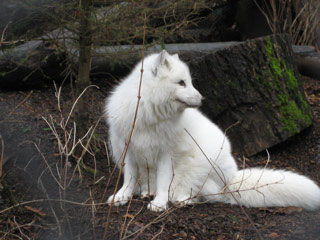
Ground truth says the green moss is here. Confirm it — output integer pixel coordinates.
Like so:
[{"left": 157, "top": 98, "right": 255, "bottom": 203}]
[
  {"left": 265, "top": 38, "right": 282, "bottom": 77},
  {"left": 279, "top": 100, "right": 312, "bottom": 134},
  {"left": 298, "top": 93, "right": 310, "bottom": 112},
  {"left": 276, "top": 93, "right": 288, "bottom": 105},
  {"left": 285, "top": 67, "right": 298, "bottom": 90},
  {"left": 256, "top": 36, "right": 313, "bottom": 134},
  {"left": 275, "top": 87, "right": 313, "bottom": 135},
  {"left": 264, "top": 38, "right": 273, "bottom": 56},
  {"left": 264, "top": 37, "right": 299, "bottom": 90}
]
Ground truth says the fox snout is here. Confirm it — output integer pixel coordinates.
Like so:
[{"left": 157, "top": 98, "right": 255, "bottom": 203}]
[
  {"left": 190, "top": 87, "right": 203, "bottom": 107},
  {"left": 177, "top": 88, "right": 203, "bottom": 108},
  {"left": 191, "top": 91, "right": 203, "bottom": 107}
]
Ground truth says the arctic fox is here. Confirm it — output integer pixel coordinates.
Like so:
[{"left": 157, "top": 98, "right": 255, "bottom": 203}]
[{"left": 105, "top": 50, "right": 320, "bottom": 212}]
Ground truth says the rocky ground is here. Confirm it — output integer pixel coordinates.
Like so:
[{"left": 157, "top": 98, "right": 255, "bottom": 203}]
[{"left": 0, "top": 75, "right": 319, "bottom": 240}]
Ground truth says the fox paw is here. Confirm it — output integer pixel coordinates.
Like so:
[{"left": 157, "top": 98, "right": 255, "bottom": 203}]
[
  {"left": 107, "top": 192, "right": 130, "bottom": 206},
  {"left": 175, "top": 197, "right": 194, "bottom": 207},
  {"left": 147, "top": 199, "right": 168, "bottom": 212}
]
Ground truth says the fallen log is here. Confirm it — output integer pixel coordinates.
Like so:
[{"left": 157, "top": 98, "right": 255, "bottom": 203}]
[
  {"left": 0, "top": 35, "right": 314, "bottom": 156},
  {"left": 293, "top": 45, "right": 320, "bottom": 80},
  {"left": 0, "top": 40, "right": 65, "bottom": 89},
  {"left": 1, "top": 35, "right": 317, "bottom": 89}
]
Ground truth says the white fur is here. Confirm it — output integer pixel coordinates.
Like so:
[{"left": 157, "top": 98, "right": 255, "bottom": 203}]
[{"left": 105, "top": 50, "right": 320, "bottom": 212}]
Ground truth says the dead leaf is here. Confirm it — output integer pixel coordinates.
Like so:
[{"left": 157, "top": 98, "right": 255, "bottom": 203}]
[
  {"left": 217, "top": 235, "right": 225, "bottom": 240},
  {"left": 25, "top": 205, "right": 46, "bottom": 217},
  {"left": 277, "top": 207, "right": 303, "bottom": 214},
  {"left": 259, "top": 207, "right": 303, "bottom": 214},
  {"left": 124, "top": 213, "right": 135, "bottom": 219},
  {"left": 268, "top": 232, "right": 279, "bottom": 238}
]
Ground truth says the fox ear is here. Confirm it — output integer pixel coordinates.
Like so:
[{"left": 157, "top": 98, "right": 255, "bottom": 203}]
[
  {"left": 172, "top": 54, "right": 180, "bottom": 60},
  {"left": 158, "top": 50, "right": 171, "bottom": 69},
  {"left": 152, "top": 50, "right": 171, "bottom": 76}
]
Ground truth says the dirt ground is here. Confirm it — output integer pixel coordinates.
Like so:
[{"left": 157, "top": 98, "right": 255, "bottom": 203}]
[{"left": 0, "top": 75, "right": 319, "bottom": 240}]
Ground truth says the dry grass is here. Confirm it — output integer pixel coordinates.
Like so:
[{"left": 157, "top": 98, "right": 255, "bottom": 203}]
[{"left": 256, "top": 0, "right": 320, "bottom": 46}]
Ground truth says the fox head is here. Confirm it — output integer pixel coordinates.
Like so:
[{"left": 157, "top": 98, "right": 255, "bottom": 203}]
[{"left": 147, "top": 50, "right": 203, "bottom": 113}]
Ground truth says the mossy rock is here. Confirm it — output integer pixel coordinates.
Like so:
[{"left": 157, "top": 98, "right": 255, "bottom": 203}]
[{"left": 180, "top": 34, "right": 313, "bottom": 156}]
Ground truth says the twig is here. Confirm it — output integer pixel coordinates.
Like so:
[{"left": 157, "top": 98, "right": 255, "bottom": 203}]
[
  {"left": 8, "top": 216, "right": 34, "bottom": 240},
  {"left": 0, "top": 23, "right": 9, "bottom": 47},
  {"left": 103, "top": 12, "right": 147, "bottom": 239},
  {"left": 65, "top": 85, "right": 99, "bottom": 127},
  {"left": 0, "top": 198, "right": 112, "bottom": 215},
  {"left": 67, "top": 116, "right": 102, "bottom": 186},
  {"left": 104, "top": 140, "right": 112, "bottom": 176},
  {"left": 33, "top": 142, "right": 65, "bottom": 190},
  {"left": 123, "top": 203, "right": 145, "bottom": 238},
  {"left": 122, "top": 206, "right": 177, "bottom": 240},
  {"left": 0, "top": 91, "right": 33, "bottom": 123},
  {"left": 184, "top": 127, "right": 264, "bottom": 240},
  {"left": 151, "top": 225, "right": 164, "bottom": 240},
  {"left": 24, "top": 205, "right": 46, "bottom": 217},
  {"left": 253, "top": 149, "right": 271, "bottom": 189},
  {"left": 0, "top": 135, "right": 4, "bottom": 178},
  {"left": 120, "top": 181, "right": 141, "bottom": 239}
]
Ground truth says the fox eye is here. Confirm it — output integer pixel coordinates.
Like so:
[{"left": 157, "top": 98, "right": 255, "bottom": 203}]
[{"left": 178, "top": 80, "right": 186, "bottom": 87}]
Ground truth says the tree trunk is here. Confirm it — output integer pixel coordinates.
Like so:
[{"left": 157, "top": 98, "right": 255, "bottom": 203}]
[{"left": 74, "top": 0, "right": 93, "bottom": 138}]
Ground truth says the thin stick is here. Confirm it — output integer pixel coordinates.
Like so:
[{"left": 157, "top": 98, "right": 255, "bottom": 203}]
[
  {"left": 65, "top": 85, "right": 99, "bottom": 127},
  {"left": 0, "top": 23, "right": 9, "bottom": 46},
  {"left": 0, "top": 197, "right": 118, "bottom": 215},
  {"left": 184, "top": 128, "right": 264, "bottom": 240},
  {"left": 103, "top": 12, "right": 147, "bottom": 239},
  {"left": 0, "top": 135, "right": 4, "bottom": 178},
  {"left": 0, "top": 91, "right": 33, "bottom": 123},
  {"left": 120, "top": 181, "right": 140, "bottom": 239},
  {"left": 254, "top": 149, "right": 271, "bottom": 188}
]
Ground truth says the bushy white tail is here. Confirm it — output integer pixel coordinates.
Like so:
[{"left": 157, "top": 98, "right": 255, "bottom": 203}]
[{"left": 220, "top": 168, "right": 320, "bottom": 210}]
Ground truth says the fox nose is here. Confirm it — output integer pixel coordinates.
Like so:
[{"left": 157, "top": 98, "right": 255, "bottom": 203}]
[
  {"left": 197, "top": 92, "right": 204, "bottom": 102},
  {"left": 195, "top": 93, "right": 203, "bottom": 107},
  {"left": 194, "top": 91, "right": 203, "bottom": 104}
]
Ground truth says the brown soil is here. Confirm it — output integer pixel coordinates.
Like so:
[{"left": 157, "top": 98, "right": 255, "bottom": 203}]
[{"left": 0, "top": 75, "right": 319, "bottom": 240}]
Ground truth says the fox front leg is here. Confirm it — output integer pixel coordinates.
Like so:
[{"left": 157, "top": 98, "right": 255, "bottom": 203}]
[
  {"left": 107, "top": 154, "right": 138, "bottom": 206},
  {"left": 147, "top": 153, "right": 173, "bottom": 212}
]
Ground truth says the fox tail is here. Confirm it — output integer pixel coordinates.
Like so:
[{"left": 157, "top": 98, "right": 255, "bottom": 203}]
[{"left": 219, "top": 168, "right": 320, "bottom": 210}]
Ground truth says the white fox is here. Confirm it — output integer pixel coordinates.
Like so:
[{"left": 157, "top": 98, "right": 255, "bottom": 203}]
[{"left": 105, "top": 50, "right": 320, "bottom": 212}]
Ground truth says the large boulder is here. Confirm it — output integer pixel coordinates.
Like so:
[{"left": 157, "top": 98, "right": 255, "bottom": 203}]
[{"left": 179, "top": 34, "right": 313, "bottom": 156}]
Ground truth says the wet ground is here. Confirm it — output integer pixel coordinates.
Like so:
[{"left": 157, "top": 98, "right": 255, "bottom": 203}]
[{"left": 0, "top": 75, "right": 319, "bottom": 239}]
